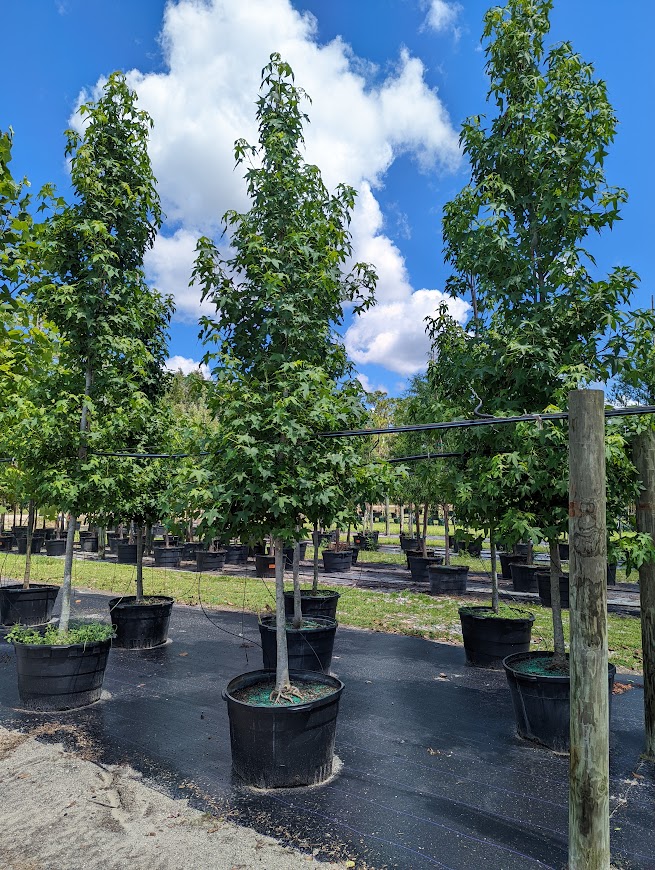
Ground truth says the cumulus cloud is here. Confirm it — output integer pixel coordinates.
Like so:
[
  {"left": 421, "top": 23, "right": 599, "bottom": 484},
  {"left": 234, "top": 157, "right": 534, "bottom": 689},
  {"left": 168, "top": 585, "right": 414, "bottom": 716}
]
[
  {"left": 357, "top": 373, "right": 388, "bottom": 395},
  {"left": 422, "top": 1, "right": 462, "bottom": 35},
  {"left": 165, "top": 355, "right": 210, "bottom": 378},
  {"left": 346, "top": 289, "right": 468, "bottom": 377},
  {"left": 81, "top": 0, "right": 463, "bottom": 384}
]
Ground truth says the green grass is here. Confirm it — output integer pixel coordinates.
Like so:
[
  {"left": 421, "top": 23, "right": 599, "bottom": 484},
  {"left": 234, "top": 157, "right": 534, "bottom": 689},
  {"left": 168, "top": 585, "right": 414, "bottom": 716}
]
[{"left": 0, "top": 551, "right": 643, "bottom": 671}]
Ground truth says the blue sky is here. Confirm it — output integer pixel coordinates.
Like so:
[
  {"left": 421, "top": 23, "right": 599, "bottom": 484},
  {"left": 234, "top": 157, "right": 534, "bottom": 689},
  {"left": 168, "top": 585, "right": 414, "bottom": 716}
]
[{"left": 3, "top": 1, "right": 653, "bottom": 396}]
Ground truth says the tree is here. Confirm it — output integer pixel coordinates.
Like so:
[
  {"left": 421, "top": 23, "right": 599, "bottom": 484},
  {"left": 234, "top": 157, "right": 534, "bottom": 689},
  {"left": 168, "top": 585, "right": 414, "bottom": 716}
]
[
  {"left": 192, "top": 54, "right": 382, "bottom": 700},
  {"left": 33, "top": 72, "right": 164, "bottom": 633}
]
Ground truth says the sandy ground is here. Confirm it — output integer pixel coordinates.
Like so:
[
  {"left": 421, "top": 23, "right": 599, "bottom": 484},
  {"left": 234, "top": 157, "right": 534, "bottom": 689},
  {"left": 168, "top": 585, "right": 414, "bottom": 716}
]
[{"left": 0, "top": 727, "right": 347, "bottom": 870}]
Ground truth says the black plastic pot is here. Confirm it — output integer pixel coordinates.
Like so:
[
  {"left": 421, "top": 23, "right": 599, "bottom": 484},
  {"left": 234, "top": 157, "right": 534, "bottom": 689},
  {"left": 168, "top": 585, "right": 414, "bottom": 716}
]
[
  {"left": 503, "top": 651, "right": 616, "bottom": 752},
  {"left": 510, "top": 562, "right": 543, "bottom": 593},
  {"left": 466, "top": 538, "right": 484, "bottom": 557},
  {"left": 459, "top": 606, "right": 535, "bottom": 669},
  {"left": 196, "top": 549, "right": 227, "bottom": 572},
  {"left": 109, "top": 596, "right": 174, "bottom": 649},
  {"left": 283, "top": 590, "right": 340, "bottom": 620},
  {"left": 223, "top": 668, "right": 344, "bottom": 788},
  {"left": 404, "top": 548, "right": 437, "bottom": 569},
  {"left": 350, "top": 546, "right": 359, "bottom": 565},
  {"left": 607, "top": 562, "right": 617, "bottom": 585},
  {"left": 428, "top": 564, "right": 468, "bottom": 595},
  {"left": 283, "top": 541, "right": 310, "bottom": 568},
  {"left": 16, "top": 536, "right": 43, "bottom": 555},
  {"left": 80, "top": 536, "right": 99, "bottom": 553},
  {"left": 181, "top": 542, "right": 202, "bottom": 560},
  {"left": 400, "top": 536, "right": 423, "bottom": 552},
  {"left": 558, "top": 542, "right": 570, "bottom": 561},
  {"left": 14, "top": 637, "right": 111, "bottom": 711},
  {"left": 116, "top": 543, "right": 138, "bottom": 564},
  {"left": 45, "top": 539, "right": 67, "bottom": 557},
  {"left": 499, "top": 552, "right": 528, "bottom": 580},
  {"left": 537, "top": 571, "right": 569, "bottom": 609},
  {"left": 0, "top": 584, "right": 60, "bottom": 626},
  {"left": 408, "top": 554, "right": 444, "bottom": 583},
  {"left": 322, "top": 550, "right": 352, "bottom": 573},
  {"left": 153, "top": 546, "right": 182, "bottom": 568},
  {"left": 447, "top": 536, "right": 460, "bottom": 554},
  {"left": 0, "top": 535, "right": 13, "bottom": 551},
  {"left": 255, "top": 553, "right": 277, "bottom": 578},
  {"left": 259, "top": 615, "right": 337, "bottom": 672},
  {"left": 224, "top": 544, "right": 249, "bottom": 565}
]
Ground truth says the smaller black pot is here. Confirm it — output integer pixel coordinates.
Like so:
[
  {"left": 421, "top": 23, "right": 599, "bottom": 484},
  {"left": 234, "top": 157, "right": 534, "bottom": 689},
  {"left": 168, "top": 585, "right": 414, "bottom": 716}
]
[
  {"left": 510, "top": 562, "right": 543, "bottom": 593},
  {"left": 283, "top": 542, "right": 309, "bottom": 568},
  {"left": 499, "top": 552, "right": 528, "bottom": 581},
  {"left": 537, "top": 571, "right": 569, "bottom": 609},
  {"left": 350, "top": 546, "right": 359, "bottom": 565},
  {"left": 558, "top": 542, "right": 570, "bottom": 561},
  {"left": 428, "top": 564, "right": 468, "bottom": 595},
  {"left": 45, "top": 539, "right": 66, "bottom": 557},
  {"left": 109, "top": 596, "right": 174, "bottom": 649},
  {"left": 80, "top": 536, "right": 99, "bottom": 553},
  {"left": 283, "top": 590, "right": 340, "bottom": 620},
  {"left": 0, "top": 584, "right": 60, "bottom": 626},
  {"left": 515, "top": 543, "right": 530, "bottom": 556},
  {"left": 447, "top": 536, "right": 460, "bottom": 554},
  {"left": 607, "top": 563, "right": 617, "bottom": 585},
  {"left": 224, "top": 544, "right": 249, "bottom": 565},
  {"left": 116, "top": 543, "right": 138, "bottom": 564},
  {"left": 196, "top": 550, "right": 227, "bottom": 572},
  {"left": 258, "top": 615, "right": 338, "bottom": 672},
  {"left": 408, "top": 554, "right": 444, "bottom": 583},
  {"left": 16, "top": 536, "right": 43, "bottom": 555},
  {"left": 322, "top": 550, "right": 352, "bottom": 573},
  {"left": 182, "top": 542, "right": 203, "bottom": 559},
  {"left": 465, "top": 539, "right": 483, "bottom": 557},
  {"left": 153, "top": 546, "right": 182, "bottom": 569},
  {"left": 255, "top": 553, "right": 277, "bottom": 578},
  {"left": 400, "top": 536, "right": 423, "bottom": 552},
  {"left": 459, "top": 606, "right": 535, "bottom": 669}
]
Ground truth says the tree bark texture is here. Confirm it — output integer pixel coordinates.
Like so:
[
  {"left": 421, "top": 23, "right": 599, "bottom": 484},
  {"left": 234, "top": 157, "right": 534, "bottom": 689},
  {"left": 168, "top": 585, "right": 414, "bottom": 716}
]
[
  {"left": 274, "top": 537, "right": 290, "bottom": 694},
  {"left": 60, "top": 513, "right": 77, "bottom": 633},
  {"left": 633, "top": 431, "right": 655, "bottom": 759},
  {"left": 22, "top": 500, "right": 35, "bottom": 588},
  {"left": 135, "top": 522, "right": 144, "bottom": 602},
  {"left": 568, "top": 389, "right": 609, "bottom": 870}
]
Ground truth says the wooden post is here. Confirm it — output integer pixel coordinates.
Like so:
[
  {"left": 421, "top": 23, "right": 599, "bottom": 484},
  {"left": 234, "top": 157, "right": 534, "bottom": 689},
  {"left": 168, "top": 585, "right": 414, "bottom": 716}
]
[
  {"left": 568, "top": 389, "right": 609, "bottom": 869},
  {"left": 633, "top": 431, "right": 655, "bottom": 759}
]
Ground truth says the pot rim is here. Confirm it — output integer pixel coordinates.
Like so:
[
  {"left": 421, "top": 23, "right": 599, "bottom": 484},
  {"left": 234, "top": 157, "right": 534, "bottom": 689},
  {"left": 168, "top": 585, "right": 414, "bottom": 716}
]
[
  {"left": 459, "top": 604, "right": 535, "bottom": 623},
  {"left": 222, "top": 667, "right": 344, "bottom": 712}
]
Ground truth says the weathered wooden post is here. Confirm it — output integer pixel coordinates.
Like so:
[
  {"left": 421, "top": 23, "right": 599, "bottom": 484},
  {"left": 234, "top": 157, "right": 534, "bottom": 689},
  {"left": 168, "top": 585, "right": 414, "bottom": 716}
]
[
  {"left": 568, "top": 389, "right": 609, "bottom": 869},
  {"left": 633, "top": 431, "right": 655, "bottom": 759}
]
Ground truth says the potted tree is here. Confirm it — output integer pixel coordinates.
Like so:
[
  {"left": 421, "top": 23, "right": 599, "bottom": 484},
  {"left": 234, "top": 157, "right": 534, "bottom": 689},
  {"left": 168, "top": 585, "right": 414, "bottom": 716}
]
[
  {"left": 8, "top": 73, "right": 163, "bottom": 710},
  {"left": 193, "top": 55, "right": 380, "bottom": 787}
]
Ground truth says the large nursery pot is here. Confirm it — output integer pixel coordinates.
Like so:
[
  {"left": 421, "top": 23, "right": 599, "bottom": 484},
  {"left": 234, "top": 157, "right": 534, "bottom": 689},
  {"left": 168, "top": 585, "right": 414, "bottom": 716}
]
[
  {"left": 499, "top": 552, "right": 528, "bottom": 581},
  {"left": 428, "top": 564, "right": 468, "bottom": 595},
  {"left": 284, "top": 589, "right": 340, "bottom": 620},
  {"left": 153, "top": 546, "right": 182, "bottom": 569},
  {"left": 510, "top": 562, "right": 543, "bottom": 593},
  {"left": 258, "top": 615, "right": 338, "bottom": 672},
  {"left": 0, "top": 534, "right": 13, "bottom": 551},
  {"left": 350, "top": 546, "right": 360, "bottom": 565},
  {"left": 503, "top": 651, "right": 616, "bottom": 753},
  {"left": 465, "top": 538, "right": 484, "bottom": 557},
  {"left": 224, "top": 543, "right": 249, "bottom": 565},
  {"left": 16, "top": 536, "right": 43, "bottom": 555},
  {"left": 255, "top": 553, "right": 277, "bottom": 578},
  {"left": 14, "top": 637, "right": 111, "bottom": 712},
  {"left": 407, "top": 553, "right": 444, "bottom": 583},
  {"left": 223, "top": 668, "right": 344, "bottom": 788},
  {"left": 405, "top": 548, "right": 437, "bottom": 569},
  {"left": 0, "top": 584, "right": 60, "bottom": 627},
  {"left": 283, "top": 541, "right": 309, "bottom": 568},
  {"left": 45, "top": 539, "right": 67, "bottom": 557},
  {"left": 607, "top": 562, "right": 617, "bottom": 585},
  {"left": 109, "top": 536, "right": 128, "bottom": 555},
  {"left": 558, "top": 542, "right": 570, "bottom": 561},
  {"left": 196, "top": 549, "right": 227, "bottom": 572},
  {"left": 80, "top": 535, "right": 99, "bottom": 554},
  {"left": 182, "top": 542, "right": 202, "bottom": 560},
  {"left": 109, "top": 596, "right": 174, "bottom": 649},
  {"left": 459, "top": 605, "right": 535, "bottom": 669},
  {"left": 400, "top": 536, "right": 423, "bottom": 553},
  {"left": 116, "top": 543, "right": 138, "bottom": 564},
  {"left": 537, "top": 571, "right": 569, "bottom": 609},
  {"left": 322, "top": 549, "right": 352, "bottom": 573}
]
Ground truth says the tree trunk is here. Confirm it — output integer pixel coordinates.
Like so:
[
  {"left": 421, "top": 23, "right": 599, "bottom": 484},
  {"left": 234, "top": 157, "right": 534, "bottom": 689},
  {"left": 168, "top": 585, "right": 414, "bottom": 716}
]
[
  {"left": 312, "top": 521, "right": 320, "bottom": 594},
  {"left": 399, "top": 504, "right": 404, "bottom": 534},
  {"left": 292, "top": 539, "right": 302, "bottom": 630},
  {"left": 385, "top": 496, "right": 390, "bottom": 536},
  {"left": 490, "top": 532, "right": 499, "bottom": 613},
  {"left": 568, "top": 388, "right": 609, "bottom": 870},
  {"left": 443, "top": 504, "right": 450, "bottom": 566},
  {"left": 548, "top": 539, "right": 566, "bottom": 664},
  {"left": 633, "top": 432, "right": 655, "bottom": 759},
  {"left": 415, "top": 503, "right": 420, "bottom": 540},
  {"left": 145, "top": 523, "right": 153, "bottom": 556},
  {"left": 273, "top": 537, "right": 290, "bottom": 695},
  {"left": 346, "top": 523, "right": 351, "bottom": 545},
  {"left": 22, "top": 499, "right": 36, "bottom": 589},
  {"left": 60, "top": 513, "right": 77, "bottom": 633},
  {"left": 98, "top": 526, "right": 106, "bottom": 560},
  {"left": 135, "top": 522, "right": 144, "bottom": 602},
  {"left": 421, "top": 502, "right": 429, "bottom": 558}
]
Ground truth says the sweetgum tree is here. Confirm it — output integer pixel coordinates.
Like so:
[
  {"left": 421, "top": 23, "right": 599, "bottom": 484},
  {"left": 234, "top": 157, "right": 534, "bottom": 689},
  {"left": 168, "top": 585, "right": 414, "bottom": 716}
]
[
  {"left": 429, "top": 0, "right": 653, "bottom": 662},
  {"left": 193, "top": 54, "right": 381, "bottom": 700}
]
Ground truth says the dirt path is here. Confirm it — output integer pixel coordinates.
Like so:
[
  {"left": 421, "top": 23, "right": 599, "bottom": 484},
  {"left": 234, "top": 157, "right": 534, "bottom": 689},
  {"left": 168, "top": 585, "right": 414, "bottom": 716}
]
[{"left": 0, "top": 727, "right": 346, "bottom": 870}]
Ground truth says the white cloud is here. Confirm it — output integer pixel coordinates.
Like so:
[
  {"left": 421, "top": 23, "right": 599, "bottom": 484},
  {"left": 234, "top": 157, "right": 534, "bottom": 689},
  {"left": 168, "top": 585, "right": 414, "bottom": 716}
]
[
  {"left": 165, "top": 355, "right": 210, "bottom": 378},
  {"left": 423, "top": 1, "right": 462, "bottom": 34},
  {"left": 357, "top": 373, "right": 388, "bottom": 395},
  {"left": 346, "top": 289, "right": 469, "bottom": 377},
  {"left": 80, "top": 0, "right": 463, "bottom": 381}
]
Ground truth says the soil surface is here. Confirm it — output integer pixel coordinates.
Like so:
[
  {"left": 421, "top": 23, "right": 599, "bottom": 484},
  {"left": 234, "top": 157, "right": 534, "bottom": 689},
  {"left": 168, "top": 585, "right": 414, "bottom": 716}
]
[{"left": 0, "top": 726, "right": 345, "bottom": 870}]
